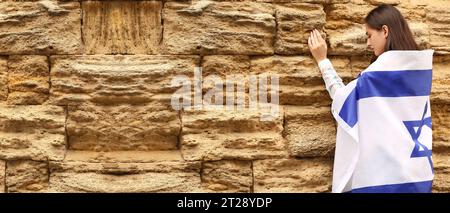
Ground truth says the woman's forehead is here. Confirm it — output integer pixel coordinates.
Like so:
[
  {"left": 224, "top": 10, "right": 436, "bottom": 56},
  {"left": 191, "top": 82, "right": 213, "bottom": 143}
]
[{"left": 364, "top": 24, "right": 377, "bottom": 33}]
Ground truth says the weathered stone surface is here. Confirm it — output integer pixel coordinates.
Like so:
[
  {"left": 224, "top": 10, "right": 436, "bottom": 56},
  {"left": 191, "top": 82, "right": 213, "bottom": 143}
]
[
  {"left": 426, "top": 0, "right": 450, "bottom": 55},
  {"left": 202, "top": 55, "right": 251, "bottom": 77},
  {"left": 202, "top": 160, "right": 252, "bottom": 192},
  {"left": 197, "top": 55, "right": 251, "bottom": 106},
  {"left": 6, "top": 160, "right": 49, "bottom": 193},
  {"left": 63, "top": 150, "right": 186, "bottom": 164},
  {"left": 50, "top": 55, "right": 198, "bottom": 152},
  {"left": 275, "top": 3, "right": 326, "bottom": 55},
  {"left": 163, "top": 1, "right": 275, "bottom": 55},
  {"left": 409, "top": 22, "right": 430, "bottom": 50},
  {"left": 253, "top": 158, "right": 333, "bottom": 192},
  {"left": 181, "top": 108, "right": 287, "bottom": 161},
  {"left": 388, "top": 0, "right": 428, "bottom": 44},
  {"left": 201, "top": 55, "right": 352, "bottom": 107},
  {"left": 285, "top": 106, "right": 336, "bottom": 157},
  {"left": 250, "top": 55, "right": 352, "bottom": 106},
  {"left": 325, "top": 0, "right": 429, "bottom": 55},
  {"left": 0, "top": 105, "right": 65, "bottom": 161},
  {"left": 0, "top": 0, "right": 81, "bottom": 54},
  {"left": 67, "top": 104, "right": 180, "bottom": 151},
  {"left": 7, "top": 55, "right": 49, "bottom": 105},
  {"left": 82, "top": 1, "right": 162, "bottom": 54},
  {"left": 350, "top": 55, "right": 372, "bottom": 76},
  {"left": 433, "top": 153, "right": 450, "bottom": 192},
  {"left": 326, "top": 0, "right": 425, "bottom": 23},
  {"left": 49, "top": 164, "right": 202, "bottom": 193},
  {"left": 362, "top": 0, "right": 402, "bottom": 5},
  {"left": 256, "top": 0, "right": 329, "bottom": 2},
  {"left": 0, "top": 58, "right": 7, "bottom": 101},
  {"left": 431, "top": 104, "right": 450, "bottom": 152},
  {"left": 326, "top": 22, "right": 370, "bottom": 55},
  {"left": 0, "top": 0, "right": 448, "bottom": 194},
  {"left": 432, "top": 56, "right": 450, "bottom": 105},
  {"left": 0, "top": 160, "right": 4, "bottom": 193},
  {"left": 326, "top": 1, "right": 374, "bottom": 24},
  {"left": 48, "top": 151, "right": 202, "bottom": 192},
  {"left": 50, "top": 55, "right": 199, "bottom": 105},
  {"left": 327, "top": 23, "right": 428, "bottom": 56}
]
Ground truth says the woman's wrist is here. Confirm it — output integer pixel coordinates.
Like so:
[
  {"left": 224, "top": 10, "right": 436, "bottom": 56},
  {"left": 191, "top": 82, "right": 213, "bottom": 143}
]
[
  {"left": 314, "top": 55, "right": 328, "bottom": 64},
  {"left": 318, "top": 58, "right": 331, "bottom": 72}
]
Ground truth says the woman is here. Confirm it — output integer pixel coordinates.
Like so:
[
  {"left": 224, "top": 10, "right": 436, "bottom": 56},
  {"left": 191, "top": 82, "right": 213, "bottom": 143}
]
[{"left": 308, "top": 4, "right": 435, "bottom": 193}]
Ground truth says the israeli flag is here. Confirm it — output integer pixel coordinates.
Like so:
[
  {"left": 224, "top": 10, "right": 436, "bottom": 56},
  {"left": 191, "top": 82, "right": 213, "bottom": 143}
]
[{"left": 331, "top": 49, "right": 434, "bottom": 193}]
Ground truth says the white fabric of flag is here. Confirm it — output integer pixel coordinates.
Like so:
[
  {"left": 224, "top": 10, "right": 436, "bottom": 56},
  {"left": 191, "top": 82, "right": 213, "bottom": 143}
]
[{"left": 331, "top": 49, "right": 435, "bottom": 193}]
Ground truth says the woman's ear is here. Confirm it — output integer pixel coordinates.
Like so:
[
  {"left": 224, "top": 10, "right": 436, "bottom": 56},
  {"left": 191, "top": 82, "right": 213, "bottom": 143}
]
[{"left": 382, "top": 25, "right": 389, "bottom": 39}]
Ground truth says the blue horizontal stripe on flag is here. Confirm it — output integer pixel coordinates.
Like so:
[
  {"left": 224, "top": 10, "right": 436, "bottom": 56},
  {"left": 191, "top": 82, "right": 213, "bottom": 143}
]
[
  {"left": 339, "top": 69, "right": 432, "bottom": 127},
  {"left": 348, "top": 180, "right": 433, "bottom": 193}
]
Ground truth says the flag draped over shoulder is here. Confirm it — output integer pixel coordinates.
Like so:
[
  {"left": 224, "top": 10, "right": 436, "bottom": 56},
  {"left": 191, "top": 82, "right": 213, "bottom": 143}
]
[{"left": 331, "top": 49, "right": 435, "bottom": 193}]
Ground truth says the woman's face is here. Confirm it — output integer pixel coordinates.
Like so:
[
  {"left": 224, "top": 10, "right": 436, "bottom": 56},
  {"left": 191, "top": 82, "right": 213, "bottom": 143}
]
[{"left": 365, "top": 24, "right": 388, "bottom": 56}]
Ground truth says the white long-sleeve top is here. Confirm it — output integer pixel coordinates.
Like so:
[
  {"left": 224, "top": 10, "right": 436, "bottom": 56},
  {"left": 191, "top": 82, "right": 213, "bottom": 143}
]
[{"left": 318, "top": 58, "right": 345, "bottom": 99}]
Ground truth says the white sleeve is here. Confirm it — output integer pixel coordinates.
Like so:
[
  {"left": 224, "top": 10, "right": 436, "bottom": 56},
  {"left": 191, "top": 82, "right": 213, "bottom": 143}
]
[{"left": 318, "top": 58, "right": 345, "bottom": 99}]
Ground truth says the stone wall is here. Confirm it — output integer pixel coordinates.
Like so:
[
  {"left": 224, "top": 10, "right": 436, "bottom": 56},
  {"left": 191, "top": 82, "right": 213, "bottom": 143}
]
[{"left": 0, "top": 0, "right": 449, "bottom": 193}]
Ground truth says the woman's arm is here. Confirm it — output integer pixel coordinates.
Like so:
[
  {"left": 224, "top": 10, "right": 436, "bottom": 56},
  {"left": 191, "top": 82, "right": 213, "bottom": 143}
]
[
  {"left": 308, "top": 29, "right": 345, "bottom": 99},
  {"left": 318, "top": 58, "right": 345, "bottom": 99}
]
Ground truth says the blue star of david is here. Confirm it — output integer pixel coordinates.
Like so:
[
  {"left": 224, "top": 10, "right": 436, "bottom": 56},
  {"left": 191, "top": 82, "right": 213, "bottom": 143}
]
[{"left": 403, "top": 102, "right": 434, "bottom": 174}]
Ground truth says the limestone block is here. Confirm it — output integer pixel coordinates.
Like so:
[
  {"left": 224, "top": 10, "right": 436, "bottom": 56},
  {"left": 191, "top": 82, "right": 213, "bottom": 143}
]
[
  {"left": 48, "top": 151, "right": 202, "bottom": 192},
  {"left": 274, "top": 3, "right": 326, "bottom": 54},
  {"left": 163, "top": 1, "right": 275, "bottom": 55},
  {"left": 49, "top": 55, "right": 199, "bottom": 105},
  {"left": 250, "top": 55, "right": 352, "bottom": 106},
  {"left": 432, "top": 104, "right": 450, "bottom": 152},
  {"left": 82, "top": 1, "right": 162, "bottom": 54},
  {"left": 253, "top": 158, "right": 333, "bottom": 192},
  {"left": 0, "top": 0, "right": 81, "bottom": 54},
  {"left": 326, "top": 1, "right": 428, "bottom": 55},
  {"left": 67, "top": 104, "right": 180, "bottom": 151},
  {"left": 6, "top": 160, "right": 49, "bottom": 193},
  {"left": 0, "top": 58, "right": 7, "bottom": 101},
  {"left": 7, "top": 55, "right": 49, "bottom": 105},
  {"left": 285, "top": 106, "right": 336, "bottom": 157},
  {"left": 0, "top": 160, "right": 4, "bottom": 193},
  {"left": 181, "top": 108, "right": 287, "bottom": 161},
  {"left": 0, "top": 105, "right": 65, "bottom": 161},
  {"left": 433, "top": 153, "right": 450, "bottom": 192},
  {"left": 432, "top": 56, "right": 450, "bottom": 104},
  {"left": 202, "top": 160, "right": 252, "bottom": 192},
  {"left": 426, "top": 1, "right": 450, "bottom": 55}
]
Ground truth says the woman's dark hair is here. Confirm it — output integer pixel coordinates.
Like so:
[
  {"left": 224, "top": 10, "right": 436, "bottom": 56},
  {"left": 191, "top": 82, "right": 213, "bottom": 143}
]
[{"left": 364, "top": 4, "right": 419, "bottom": 62}]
